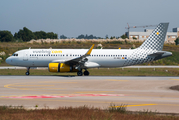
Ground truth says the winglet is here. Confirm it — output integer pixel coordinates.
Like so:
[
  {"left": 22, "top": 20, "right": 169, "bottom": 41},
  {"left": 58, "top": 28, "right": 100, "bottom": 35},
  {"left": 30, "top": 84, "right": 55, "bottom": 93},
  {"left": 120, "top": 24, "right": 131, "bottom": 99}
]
[{"left": 86, "top": 44, "right": 94, "bottom": 55}]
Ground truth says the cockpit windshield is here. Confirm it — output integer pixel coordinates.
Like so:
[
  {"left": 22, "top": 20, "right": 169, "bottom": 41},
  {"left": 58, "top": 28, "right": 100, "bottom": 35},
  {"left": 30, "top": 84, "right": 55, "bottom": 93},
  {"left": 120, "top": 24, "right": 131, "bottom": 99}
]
[{"left": 12, "top": 53, "right": 18, "bottom": 56}]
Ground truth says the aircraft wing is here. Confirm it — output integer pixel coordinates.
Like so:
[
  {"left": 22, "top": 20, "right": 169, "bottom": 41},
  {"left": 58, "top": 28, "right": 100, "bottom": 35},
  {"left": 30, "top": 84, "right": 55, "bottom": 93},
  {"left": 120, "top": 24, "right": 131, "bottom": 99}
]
[
  {"left": 51, "top": 44, "right": 94, "bottom": 66},
  {"left": 65, "top": 44, "right": 94, "bottom": 65}
]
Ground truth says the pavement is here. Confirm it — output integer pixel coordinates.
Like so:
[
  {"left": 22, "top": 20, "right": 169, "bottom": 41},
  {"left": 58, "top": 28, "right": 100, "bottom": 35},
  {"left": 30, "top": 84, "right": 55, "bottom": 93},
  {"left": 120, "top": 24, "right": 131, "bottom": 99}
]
[
  {"left": 1, "top": 65, "right": 179, "bottom": 69},
  {"left": 0, "top": 76, "right": 179, "bottom": 113}
]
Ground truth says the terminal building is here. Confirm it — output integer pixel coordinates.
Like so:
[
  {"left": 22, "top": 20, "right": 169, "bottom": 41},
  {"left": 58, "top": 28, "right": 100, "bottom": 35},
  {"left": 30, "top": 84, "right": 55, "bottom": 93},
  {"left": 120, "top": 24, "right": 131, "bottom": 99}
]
[{"left": 126, "top": 28, "right": 179, "bottom": 42}]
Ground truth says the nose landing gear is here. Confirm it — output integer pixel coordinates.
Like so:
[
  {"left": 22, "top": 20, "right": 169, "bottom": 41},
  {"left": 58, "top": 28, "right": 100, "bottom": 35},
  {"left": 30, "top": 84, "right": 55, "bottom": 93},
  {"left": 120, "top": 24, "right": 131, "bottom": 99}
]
[{"left": 25, "top": 67, "right": 30, "bottom": 75}]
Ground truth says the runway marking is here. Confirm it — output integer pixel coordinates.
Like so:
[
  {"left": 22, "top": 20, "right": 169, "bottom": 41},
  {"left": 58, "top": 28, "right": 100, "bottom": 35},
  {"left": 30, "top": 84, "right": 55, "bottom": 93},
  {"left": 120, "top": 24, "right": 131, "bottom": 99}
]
[
  {"left": 4, "top": 84, "right": 64, "bottom": 90},
  {"left": 115, "top": 104, "right": 157, "bottom": 108},
  {"left": 39, "top": 81, "right": 77, "bottom": 84},
  {"left": 19, "top": 88, "right": 65, "bottom": 90},
  {"left": 1, "top": 97, "right": 179, "bottom": 107},
  {"left": 4, "top": 81, "right": 76, "bottom": 90},
  {"left": 75, "top": 91, "right": 114, "bottom": 94},
  {"left": 170, "top": 79, "right": 179, "bottom": 81},
  {"left": 107, "top": 79, "right": 128, "bottom": 82},
  {"left": 117, "top": 96, "right": 179, "bottom": 101},
  {"left": 4, "top": 94, "right": 125, "bottom": 99}
]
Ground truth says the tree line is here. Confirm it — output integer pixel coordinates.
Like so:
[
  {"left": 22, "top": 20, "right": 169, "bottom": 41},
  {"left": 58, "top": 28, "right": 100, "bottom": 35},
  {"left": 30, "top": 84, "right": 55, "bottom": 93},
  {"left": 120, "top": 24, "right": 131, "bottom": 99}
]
[
  {"left": 60, "top": 34, "right": 126, "bottom": 39},
  {"left": 60, "top": 34, "right": 103, "bottom": 39},
  {"left": 0, "top": 27, "right": 124, "bottom": 42},
  {"left": 0, "top": 27, "right": 58, "bottom": 42}
]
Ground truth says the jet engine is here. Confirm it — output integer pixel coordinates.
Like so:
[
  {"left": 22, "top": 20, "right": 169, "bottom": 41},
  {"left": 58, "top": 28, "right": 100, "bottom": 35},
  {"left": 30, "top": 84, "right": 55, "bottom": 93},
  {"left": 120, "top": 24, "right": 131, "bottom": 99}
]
[{"left": 48, "top": 63, "right": 78, "bottom": 72}]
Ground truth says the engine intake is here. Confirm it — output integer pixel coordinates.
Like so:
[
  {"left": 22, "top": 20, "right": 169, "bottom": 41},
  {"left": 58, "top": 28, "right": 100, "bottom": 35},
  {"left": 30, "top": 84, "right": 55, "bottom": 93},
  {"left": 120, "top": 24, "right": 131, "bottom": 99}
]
[{"left": 48, "top": 63, "right": 78, "bottom": 72}]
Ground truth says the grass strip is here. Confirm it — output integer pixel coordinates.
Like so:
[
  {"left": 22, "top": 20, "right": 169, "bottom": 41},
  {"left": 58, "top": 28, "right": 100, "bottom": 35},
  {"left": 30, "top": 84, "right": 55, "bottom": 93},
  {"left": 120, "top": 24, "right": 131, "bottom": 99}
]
[
  {"left": 0, "top": 105, "right": 178, "bottom": 120},
  {"left": 0, "top": 68, "right": 179, "bottom": 76}
]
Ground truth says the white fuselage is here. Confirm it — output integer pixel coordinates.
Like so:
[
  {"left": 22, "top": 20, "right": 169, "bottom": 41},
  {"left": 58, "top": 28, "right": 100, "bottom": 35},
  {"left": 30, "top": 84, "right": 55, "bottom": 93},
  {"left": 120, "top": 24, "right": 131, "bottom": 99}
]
[{"left": 6, "top": 49, "right": 135, "bottom": 68}]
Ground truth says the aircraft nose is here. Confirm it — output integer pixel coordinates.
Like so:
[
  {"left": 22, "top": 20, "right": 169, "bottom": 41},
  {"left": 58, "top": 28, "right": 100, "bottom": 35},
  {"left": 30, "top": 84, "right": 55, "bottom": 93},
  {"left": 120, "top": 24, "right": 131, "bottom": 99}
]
[{"left": 6, "top": 57, "right": 11, "bottom": 64}]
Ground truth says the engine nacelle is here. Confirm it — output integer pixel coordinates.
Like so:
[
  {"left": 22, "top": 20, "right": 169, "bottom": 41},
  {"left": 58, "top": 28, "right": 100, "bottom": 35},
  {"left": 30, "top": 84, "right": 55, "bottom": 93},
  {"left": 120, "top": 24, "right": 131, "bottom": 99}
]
[{"left": 48, "top": 63, "right": 78, "bottom": 72}]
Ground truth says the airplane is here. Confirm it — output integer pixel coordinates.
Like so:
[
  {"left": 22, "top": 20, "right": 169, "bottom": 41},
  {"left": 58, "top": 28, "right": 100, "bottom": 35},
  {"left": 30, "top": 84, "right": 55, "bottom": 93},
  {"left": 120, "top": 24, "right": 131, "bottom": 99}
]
[{"left": 6, "top": 23, "right": 172, "bottom": 76}]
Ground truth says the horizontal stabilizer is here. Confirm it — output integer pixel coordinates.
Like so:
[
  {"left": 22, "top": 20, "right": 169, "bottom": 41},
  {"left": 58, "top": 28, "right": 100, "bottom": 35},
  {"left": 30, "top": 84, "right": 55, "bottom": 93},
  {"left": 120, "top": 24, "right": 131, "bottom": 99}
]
[
  {"left": 148, "top": 51, "right": 165, "bottom": 57},
  {"left": 148, "top": 51, "right": 172, "bottom": 60}
]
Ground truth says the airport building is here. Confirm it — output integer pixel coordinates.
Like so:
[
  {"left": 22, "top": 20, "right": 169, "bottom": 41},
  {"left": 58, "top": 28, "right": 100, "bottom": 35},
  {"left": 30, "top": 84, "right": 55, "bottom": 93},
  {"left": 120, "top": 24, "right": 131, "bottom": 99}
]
[{"left": 126, "top": 27, "right": 179, "bottom": 42}]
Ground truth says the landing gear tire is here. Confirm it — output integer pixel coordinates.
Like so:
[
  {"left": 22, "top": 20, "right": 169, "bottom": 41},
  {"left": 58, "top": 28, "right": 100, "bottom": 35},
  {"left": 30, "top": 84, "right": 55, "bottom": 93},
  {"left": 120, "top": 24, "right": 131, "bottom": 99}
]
[
  {"left": 77, "top": 71, "right": 83, "bottom": 76},
  {"left": 25, "top": 67, "right": 30, "bottom": 76},
  {"left": 25, "top": 72, "right": 30, "bottom": 76},
  {"left": 84, "top": 71, "right": 89, "bottom": 76}
]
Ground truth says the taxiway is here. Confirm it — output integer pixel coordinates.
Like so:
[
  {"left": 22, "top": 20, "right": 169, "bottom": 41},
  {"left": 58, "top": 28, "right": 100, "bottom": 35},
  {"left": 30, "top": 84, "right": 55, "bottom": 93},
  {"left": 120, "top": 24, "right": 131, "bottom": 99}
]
[{"left": 0, "top": 76, "right": 179, "bottom": 113}]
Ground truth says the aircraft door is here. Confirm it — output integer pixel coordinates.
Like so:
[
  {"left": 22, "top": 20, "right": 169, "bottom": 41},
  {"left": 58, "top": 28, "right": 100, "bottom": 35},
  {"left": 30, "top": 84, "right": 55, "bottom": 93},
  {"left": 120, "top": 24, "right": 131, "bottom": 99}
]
[{"left": 23, "top": 51, "right": 28, "bottom": 61}]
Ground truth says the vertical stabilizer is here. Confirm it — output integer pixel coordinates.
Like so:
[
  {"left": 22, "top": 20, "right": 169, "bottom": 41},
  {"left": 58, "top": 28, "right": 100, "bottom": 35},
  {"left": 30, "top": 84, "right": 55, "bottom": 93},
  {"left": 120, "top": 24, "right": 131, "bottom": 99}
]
[{"left": 139, "top": 23, "right": 169, "bottom": 51}]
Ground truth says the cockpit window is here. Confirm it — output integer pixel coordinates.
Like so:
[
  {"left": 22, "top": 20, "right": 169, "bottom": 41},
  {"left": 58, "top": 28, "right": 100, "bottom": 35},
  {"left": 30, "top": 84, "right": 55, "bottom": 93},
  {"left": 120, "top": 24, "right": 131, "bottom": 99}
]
[{"left": 12, "top": 53, "right": 18, "bottom": 56}]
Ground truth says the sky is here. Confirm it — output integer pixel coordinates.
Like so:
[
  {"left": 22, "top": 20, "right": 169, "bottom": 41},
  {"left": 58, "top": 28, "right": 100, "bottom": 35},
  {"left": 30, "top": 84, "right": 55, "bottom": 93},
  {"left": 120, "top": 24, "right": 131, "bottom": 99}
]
[{"left": 0, "top": 0, "right": 178, "bottom": 38}]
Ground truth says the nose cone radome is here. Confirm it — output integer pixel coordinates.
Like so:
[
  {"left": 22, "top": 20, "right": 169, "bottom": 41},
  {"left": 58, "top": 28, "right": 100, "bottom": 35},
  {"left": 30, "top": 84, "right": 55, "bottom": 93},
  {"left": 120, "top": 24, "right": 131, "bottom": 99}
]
[{"left": 5, "top": 57, "right": 11, "bottom": 65}]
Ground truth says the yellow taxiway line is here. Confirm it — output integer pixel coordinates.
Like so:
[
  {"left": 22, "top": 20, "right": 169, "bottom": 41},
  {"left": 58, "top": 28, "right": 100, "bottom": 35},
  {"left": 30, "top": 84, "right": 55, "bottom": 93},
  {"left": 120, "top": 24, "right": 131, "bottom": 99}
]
[{"left": 170, "top": 79, "right": 179, "bottom": 81}]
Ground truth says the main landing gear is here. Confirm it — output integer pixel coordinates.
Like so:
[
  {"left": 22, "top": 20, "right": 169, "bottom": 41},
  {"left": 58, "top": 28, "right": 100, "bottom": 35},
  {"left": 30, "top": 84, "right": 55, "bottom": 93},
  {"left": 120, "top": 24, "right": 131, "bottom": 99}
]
[
  {"left": 77, "top": 71, "right": 83, "bottom": 76},
  {"left": 84, "top": 70, "right": 89, "bottom": 76},
  {"left": 77, "top": 69, "right": 89, "bottom": 76},
  {"left": 25, "top": 67, "right": 30, "bottom": 76}
]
